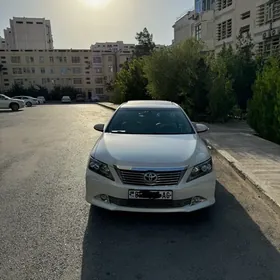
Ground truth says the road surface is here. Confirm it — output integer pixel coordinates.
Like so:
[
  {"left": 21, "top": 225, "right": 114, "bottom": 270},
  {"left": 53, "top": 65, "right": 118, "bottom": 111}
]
[{"left": 0, "top": 105, "right": 279, "bottom": 280}]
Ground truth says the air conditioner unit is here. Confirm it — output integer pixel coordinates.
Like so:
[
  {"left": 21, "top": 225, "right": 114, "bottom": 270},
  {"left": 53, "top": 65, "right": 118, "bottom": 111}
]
[
  {"left": 271, "top": 28, "right": 280, "bottom": 37},
  {"left": 262, "top": 31, "right": 270, "bottom": 40}
]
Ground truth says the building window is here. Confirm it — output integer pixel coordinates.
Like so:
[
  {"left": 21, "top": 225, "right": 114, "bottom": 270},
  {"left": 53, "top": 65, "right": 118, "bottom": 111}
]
[
  {"left": 257, "top": 37, "right": 280, "bottom": 56},
  {"left": 50, "top": 56, "right": 54, "bottom": 63},
  {"left": 195, "top": 24, "right": 202, "bottom": 40},
  {"left": 95, "top": 67, "right": 102, "bottom": 73},
  {"left": 217, "top": 19, "right": 232, "bottom": 41},
  {"left": 257, "top": 2, "right": 280, "bottom": 26},
  {"left": 86, "top": 82, "right": 91, "bottom": 84},
  {"left": 108, "top": 65, "right": 113, "bottom": 73},
  {"left": 95, "top": 77, "right": 103, "bottom": 84},
  {"left": 73, "top": 67, "right": 82, "bottom": 74},
  {"left": 93, "top": 56, "right": 102, "bottom": 63},
  {"left": 73, "top": 78, "right": 82, "bottom": 84},
  {"left": 240, "top": 25, "right": 250, "bottom": 34},
  {"left": 96, "top": 88, "right": 104, "bottom": 95},
  {"left": 39, "top": 56, "right": 44, "bottom": 63},
  {"left": 241, "top": 11, "right": 250, "bottom": 20},
  {"left": 40, "top": 67, "right": 46, "bottom": 74},
  {"left": 11, "top": 56, "right": 21, "bottom": 63},
  {"left": 12, "top": 68, "right": 22, "bottom": 74},
  {"left": 50, "top": 68, "right": 55, "bottom": 74},
  {"left": 26, "top": 56, "right": 34, "bottom": 63},
  {"left": 108, "top": 56, "right": 113, "bottom": 62},
  {"left": 216, "top": 0, "right": 232, "bottom": 11},
  {"left": 42, "top": 78, "right": 47, "bottom": 85},
  {"left": 72, "top": 56, "right": 80, "bottom": 63},
  {"left": 64, "top": 57, "right": 67, "bottom": 63},
  {"left": 14, "top": 79, "right": 23, "bottom": 85},
  {"left": 31, "top": 67, "right": 35, "bottom": 74},
  {"left": 23, "top": 67, "right": 31, "bottom": 74}
]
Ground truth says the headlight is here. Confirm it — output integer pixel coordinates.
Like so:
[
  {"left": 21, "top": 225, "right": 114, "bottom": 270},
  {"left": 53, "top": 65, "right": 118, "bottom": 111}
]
[
  {"left": 187, "top": 158, "right": 213, "bottom": 182},
  {"left": 88, "top": 157, "right": 114, "bottom": 181}
]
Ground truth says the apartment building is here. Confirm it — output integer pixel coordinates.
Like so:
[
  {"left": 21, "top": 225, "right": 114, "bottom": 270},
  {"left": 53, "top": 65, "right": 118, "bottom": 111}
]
[
  {"left": 90, "top": 41, "right": 135, "bottom": 53},
  {"left": 0, "top": 48, "right": 132, "bottom": 99},
  {"left": 173, "top": 9, "right": 216, "bottom": 51},
  {"left": 0, "top": 36, "right": 5, "bottom": 49},
  {"left": 173, "top": 0, "right": 280, "bottom": 56},
  {"left": 254, "top": 0, "right": 280, "bottom": 56},
  {"left": 2, "top": 17, "right": 53, "bottom": 50}
]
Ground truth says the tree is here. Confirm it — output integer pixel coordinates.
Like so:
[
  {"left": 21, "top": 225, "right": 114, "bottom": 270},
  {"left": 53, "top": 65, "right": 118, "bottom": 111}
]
[
  {"left": 133, "top": 28, "right": 156, "bottom": 58},
  {"left": 248, "top": 56, "right": 280, "bottom": 144},
  {"left": 144, "top": 39, "right": 207, "bottom": 117},
  {"left": 233, "top": 32, "right": 257, "bottom": 111},
  {"left": 113, "top": 58, "right": 150, "bottom": 103},
  {"left": 207, "top": 56, "right": 236, "bottom": 122}
]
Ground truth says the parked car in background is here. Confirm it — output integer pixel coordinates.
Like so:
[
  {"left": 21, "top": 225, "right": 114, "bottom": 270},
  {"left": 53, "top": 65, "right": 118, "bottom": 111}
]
[
  {"left": 76, "top": 94, "right": 85, "bottom": 102},
  {"left": 31, "top": 97, "right": 40, "bottom": 105},
  {"left": 61, "top": 96, "right": 71, "bottom": 103},
  {"left": 91, "top": 96, "right": 100, "bottom": 103},
  {"left": 13, "top": 96, "right": 37, "bottom": 107},
  {"left": 37, "top": 96, "right": 46, "bottom": 104},
  {"left": 0, "top": 94, "right": 25, "bottom": 111}
]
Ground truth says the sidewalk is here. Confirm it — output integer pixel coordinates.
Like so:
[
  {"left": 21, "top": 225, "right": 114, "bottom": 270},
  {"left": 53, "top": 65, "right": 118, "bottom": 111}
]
[{"left": 98, "top": 102, "right": 280, "bottom": 210}]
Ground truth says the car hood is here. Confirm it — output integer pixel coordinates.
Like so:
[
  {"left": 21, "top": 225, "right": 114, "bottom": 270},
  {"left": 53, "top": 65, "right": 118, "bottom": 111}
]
[
  {"left": 92, "top": 134, "right": 210, "bottom": 168},
  {"left": 10, "top": 98, "right": 24, "bottom": 103}
]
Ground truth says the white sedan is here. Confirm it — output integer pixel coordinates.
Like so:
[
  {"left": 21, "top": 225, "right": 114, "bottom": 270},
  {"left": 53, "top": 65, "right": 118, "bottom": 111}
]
[
  {"left": 61, "top": 96, "right": 71, "bottom": 103},
  {"left": 86, "top": 100, "right": 216, "bottom": 213},
  {"left": 0, "top": 94, "right": 25, "bottom": 111},
  {"left": 13, "top": 96, "right": 37, "bottom": 107}
]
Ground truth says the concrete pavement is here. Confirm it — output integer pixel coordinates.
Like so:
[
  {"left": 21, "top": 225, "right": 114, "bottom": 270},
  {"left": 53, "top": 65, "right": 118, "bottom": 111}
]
[
  {"left": 98, "top": 102, "right": 280, "bottom": 210},
  {"left": 1, "top": 104, "right": 280, "bottom": 280}
]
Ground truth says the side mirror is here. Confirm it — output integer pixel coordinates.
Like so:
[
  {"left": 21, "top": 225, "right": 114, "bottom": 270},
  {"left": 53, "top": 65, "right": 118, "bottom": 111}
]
[
  {"left": 94, "top": 124, "right": 104, "bottom": 132},
  {"left": 195, "top": 123, "right": 209, "bottom": 133}
]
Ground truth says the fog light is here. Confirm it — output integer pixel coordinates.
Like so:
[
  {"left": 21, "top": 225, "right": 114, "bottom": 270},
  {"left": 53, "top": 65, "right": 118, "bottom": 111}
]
[
  {"left": 190, "top": 196, "right": 206, "bottom": 206},
  {"left": 100, "top": 194, "right": 109, "bottom": 202}
]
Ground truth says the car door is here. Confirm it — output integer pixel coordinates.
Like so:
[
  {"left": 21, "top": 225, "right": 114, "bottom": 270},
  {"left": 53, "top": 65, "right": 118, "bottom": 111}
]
[{"left": 0, "top": 95, "right": 10, "bottom": 109}]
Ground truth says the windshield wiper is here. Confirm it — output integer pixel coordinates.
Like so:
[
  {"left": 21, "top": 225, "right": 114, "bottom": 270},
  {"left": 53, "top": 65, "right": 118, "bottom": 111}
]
[{"left": 111, "top": 130, "right": 127, "bottom": 133}]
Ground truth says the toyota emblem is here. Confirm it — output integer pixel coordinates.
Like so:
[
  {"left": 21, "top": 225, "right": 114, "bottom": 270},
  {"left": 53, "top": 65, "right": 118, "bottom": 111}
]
[{"left": 143, "top": 172, "right": 158, "bottom": 185}]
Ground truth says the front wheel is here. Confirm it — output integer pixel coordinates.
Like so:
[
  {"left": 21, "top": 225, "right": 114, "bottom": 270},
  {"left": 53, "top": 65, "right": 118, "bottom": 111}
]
[
  {"left": 10, "top": 103, "right": 19, "bottom": 111},
  {"left": 26, "top": 101, "right": 32, "bottom": 107}
]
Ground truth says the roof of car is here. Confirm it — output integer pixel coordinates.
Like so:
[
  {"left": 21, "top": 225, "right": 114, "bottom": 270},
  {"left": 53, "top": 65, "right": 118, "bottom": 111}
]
[{"left": 120, "top": 100, "right": 180, "bottom": 109}]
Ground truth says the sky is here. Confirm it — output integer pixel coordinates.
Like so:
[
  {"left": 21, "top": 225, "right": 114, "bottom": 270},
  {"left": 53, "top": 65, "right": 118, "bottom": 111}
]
[{"left": 0, "top": 0, "right": 194, "bottom": 48}]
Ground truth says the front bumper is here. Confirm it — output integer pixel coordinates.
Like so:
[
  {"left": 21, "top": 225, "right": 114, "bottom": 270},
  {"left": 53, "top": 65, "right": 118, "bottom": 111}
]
[{"left": 85, "top": 168, "right": 216, "bottom": 213}]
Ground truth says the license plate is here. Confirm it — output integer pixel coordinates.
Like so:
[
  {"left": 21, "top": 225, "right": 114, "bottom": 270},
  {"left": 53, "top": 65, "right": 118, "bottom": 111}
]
[{"left": 128, "top": 190, "right": 173, "bottom": 200}]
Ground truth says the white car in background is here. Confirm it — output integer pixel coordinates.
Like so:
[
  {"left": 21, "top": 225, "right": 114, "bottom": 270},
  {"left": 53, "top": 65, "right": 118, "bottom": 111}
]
[
  {"left": 86, "top": 100, "right": 216, "bottom": 213},
  {"left": 37, "top": 96, "right": 46, "bottom": 104},
  {"left": 13, "top": 96, "right": 37, "bottom": 107},
  {"left": 0, "top": 94, "right": 25, "bottom": 111},
  {"left": 61, "top": 96, "right": 71, "bottom": 103}
]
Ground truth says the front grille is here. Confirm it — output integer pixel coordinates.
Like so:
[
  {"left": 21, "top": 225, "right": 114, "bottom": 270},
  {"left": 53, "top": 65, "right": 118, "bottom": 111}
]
[
  {"left": 115, "top": 168, "right": 186, "bottom": 186},
  {"left": 109, "top": 196, "right": 192, "bottom": 208}
]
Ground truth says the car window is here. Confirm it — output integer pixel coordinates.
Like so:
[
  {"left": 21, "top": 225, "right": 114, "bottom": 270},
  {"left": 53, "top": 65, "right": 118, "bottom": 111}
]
[{"left": 105, "top": 108, "right": 195, "bottom": 135}]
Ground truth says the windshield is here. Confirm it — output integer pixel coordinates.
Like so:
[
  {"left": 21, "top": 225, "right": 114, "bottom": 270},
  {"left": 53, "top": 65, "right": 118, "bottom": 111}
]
[{"left": 105, "top": 108, "right": 195, "bottom": 134}]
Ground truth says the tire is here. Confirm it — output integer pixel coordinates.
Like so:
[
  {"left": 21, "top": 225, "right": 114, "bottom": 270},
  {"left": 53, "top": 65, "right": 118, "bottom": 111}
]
[
  {"left": 26, "top": 101, "right": 32, "bottom": 107},
  {"left": 10, "top": 103, "right": 19, "bottom": 111}
]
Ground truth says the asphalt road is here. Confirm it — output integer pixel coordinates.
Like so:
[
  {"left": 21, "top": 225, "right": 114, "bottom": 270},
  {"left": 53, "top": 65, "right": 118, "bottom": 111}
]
[{"left": 0, "top": 104, "right": 280, "bottom": 280}]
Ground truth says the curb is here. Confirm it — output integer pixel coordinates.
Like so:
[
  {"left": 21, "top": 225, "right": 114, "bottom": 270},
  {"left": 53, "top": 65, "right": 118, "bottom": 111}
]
[
  {"left": 97, "top": 103, "right": 117, "bottom": 111},
  {"left": 204, "top": 138, "right": 280, "bottom": 213}
]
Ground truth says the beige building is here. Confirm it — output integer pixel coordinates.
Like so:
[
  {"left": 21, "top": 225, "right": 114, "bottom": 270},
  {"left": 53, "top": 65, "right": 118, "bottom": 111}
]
[
  {"left": 173, "top": 0, "right": 280, "bottom": 55},
  {"left": 0, "top": 48, "right": 131, "bottom": 100},
  {"left": 90, "top": 41, "right": 135, "bottom": 53},
  {"left": 0, "top": 36, "right": 5, "bottom": 49},
  {"left": 2, "top": 17, "right": 54, "bottom": 50}
]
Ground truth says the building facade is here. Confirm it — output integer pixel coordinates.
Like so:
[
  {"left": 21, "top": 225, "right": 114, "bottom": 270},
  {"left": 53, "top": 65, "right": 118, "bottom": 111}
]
[
  {"left": 2, "top": 17, "right": 54, "bottom": 50},
  {"left": 90, "top": 41, "right": 135, "bottom": 53},
  {"left": 0, "top": 48, "right": 131, "bottom": 100},
  {"left": 173, "top": 0, "right": 280, "bottom": 56}
]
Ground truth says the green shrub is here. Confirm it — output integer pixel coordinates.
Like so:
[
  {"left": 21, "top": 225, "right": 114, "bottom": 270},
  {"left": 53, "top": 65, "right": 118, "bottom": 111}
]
[{"left": 248, "top": 56, "right": 280, "bottom": 144}]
